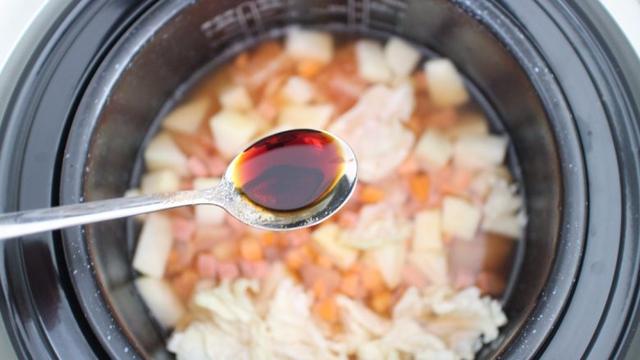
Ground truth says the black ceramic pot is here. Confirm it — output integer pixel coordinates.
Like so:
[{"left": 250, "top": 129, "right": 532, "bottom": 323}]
[{"left": 1, "top": 1, "right": 639, "bottom": 359}]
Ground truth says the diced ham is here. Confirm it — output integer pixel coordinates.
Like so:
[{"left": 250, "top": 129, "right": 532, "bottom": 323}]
[
  {"left": 337, "top": 210, "right": 359, "bottom": 228},
  {"left": 171, "top": 131, "right": 214, "bottom": 160},
  {"left": 187, "top": 157, "right": 209, "bottom": 177},
  {"left": 402, "top": 265, "right": 429, "bottom": 288},
  {"left": 453, "top": 270, "right": 476, "bottom": 290},
  {"left": 196, "top": 254, "right": 217, "bottom": 278},
  {"left": 239, "top": 260, "right": 270, "bottom": 279},
  {"left": 171, "top": 217, "right": 196, "bottom": 243},
  {"left": 216, "top": 262, "right": 240, "bottom": 280},
  {"left": 204, "top": 156, "right": 227, "bottom": 177},
  {"left": 284, "top": 228, "right": 311, "bottom": 247}
]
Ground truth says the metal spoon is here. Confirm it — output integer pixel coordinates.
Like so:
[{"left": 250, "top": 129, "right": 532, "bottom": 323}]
[{"left": 0, "top": 130, "right": 357, "bottom": 240}]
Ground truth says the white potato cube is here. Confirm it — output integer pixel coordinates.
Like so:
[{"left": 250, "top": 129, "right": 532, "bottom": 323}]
[
  {"left": 210, "top": 110, "right": 260, "bottom": 159},
  {"left": 280, "top": 76, "right": 315, "bottom": 104},
  {"left": 482, "top": 213, "right": 523, "bottom": 239},
  {"left": 141, "top": 170, "right": 180, "bottom": 195},
  {"left": 454, "top": 134, "right": 508, "bottom": 169},
  {"left": 133, "top": 214, "right": 173, "bottom": 277},
  {"left": 414, "top": 129, "right": 452, "bottom": 170},
  {"left": 195, "top": 205, "right": 226, "bottom": 226},
  {"left": 124, "top": 189, "right": 141, "bottom": 197},
  {"left": 356, "top": 40, "right": 392, "bottom": 83},
  {"left": 424, "top": 58, "right": 469, "bottom": 107},
  {"left": 384, "top": 37, "right": 421, "bottom": 77},
  {"left": 162, "top": 97, "right": 209, "bottom": 134},
  {"left": 277, "top": 104, "right": 333, "bottom": 129},
  {"left": 192, "top": 177, "right": 221, "bottom": 190},
  {"left": 218, "top": 85, "right": 253, "bottom": 111},
  {"left": 135, "top": 277, "right": 185, "bottom": 328},
  {"left": 484, "top": 181, "right": 523, "bottom": 217},
  {"left": 144, "top": 133, "right": 188, "bottom": 175},
  {"left": 285, "top": 27, "right": 334, "bottom": 63},
  {"left": 446, "top": 113, "right": 489, "bottom": 139},
  {"left": 413, "top": 210, "right": 443, "bottom": 252},
  {"left": 312, "top": 223, "right": 358, "bottom": 270},
  {"left": 372, "top": 242, "right": 405, "bottom": 288},
  {"left": 442, "top": 196, "right": 481, "bottom": 240},
  {"left": 409, "top": 251, "right": 449, "bottom": 286}
]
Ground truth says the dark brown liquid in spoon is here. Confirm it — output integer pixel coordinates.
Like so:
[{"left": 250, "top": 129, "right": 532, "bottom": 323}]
[{"left": 232, "top": 129, "right": 345, "bottom": 211}]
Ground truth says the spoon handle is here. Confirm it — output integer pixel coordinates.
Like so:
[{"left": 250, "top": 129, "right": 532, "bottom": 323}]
[{"left": 0, "top": 190, "right": 208, "bottom": 240}]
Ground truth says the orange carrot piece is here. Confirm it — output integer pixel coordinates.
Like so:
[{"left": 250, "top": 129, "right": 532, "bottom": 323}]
[
  {"left": 361, "top": 266, "right": 385, "bottom": 293},
  {"left": 316, "top": 254, "right": 334, "bottom": 269},
  {"left": 370, "top": 290, "right": 392, "bottom": 314},
  {"left": 212, "top": 240, "right": 238, "bottom": 261},
  {"left": 313, "top": 297, "right": 339, "bottom": 323},
  {"left": 233, "top": 52, "right": 249, "bottom": 69},
  {"left": 409, "top": 174, "right": 430, "bottom": 202},
  {"left": 260, "top": 232, "right": 277, "bottom": 246},
  {"left": 170, "top": 270, "right": 199, "bottom": 303},
  {"left": 339, "top": 273, "right": 362, "bottom": 298},
  {"left": 297, "top": 59, "right": 324, "bottom": 78},
  {"left": 312, "top": 279, "right": 329, "bottom": 299},
  {"left": 360, "top": 185, "right": 385, "bottom": 204},
  {"left": 240, "top": 238, "right": 263, "bottom": 261},
  {"left": 285, "top": 249, "right": 305, "bottom": 271}
]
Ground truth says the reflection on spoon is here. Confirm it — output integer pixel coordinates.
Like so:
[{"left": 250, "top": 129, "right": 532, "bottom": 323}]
[{"left": 0, "top": 129, "right": 358, "bottom": 240}]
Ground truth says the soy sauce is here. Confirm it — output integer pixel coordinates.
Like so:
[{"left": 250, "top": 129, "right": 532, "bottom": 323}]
[{"left": 232, "top": 129, "right": 345, "bottom": 211}]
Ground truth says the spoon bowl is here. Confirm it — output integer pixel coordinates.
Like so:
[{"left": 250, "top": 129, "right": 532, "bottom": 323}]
[{"left": 217, "top": 130, "right": 358, "bottom": 230}]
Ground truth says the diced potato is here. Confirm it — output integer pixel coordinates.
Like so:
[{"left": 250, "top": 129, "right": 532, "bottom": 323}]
[
  {"left": 277, "top": 104, "right": 334, "bottom": 129},
  {"left": 446, "top": 113, "right": 489, "bottom": 139},
  {"left": 162, "top": 97, "right": 209, "bottom": 134},
  {"left": 280, "top": 76, "right": 315, "bottom": 104},
  {"left": 218, "top": 85, "right": 253, "bottom": 111},
  {"left": 482, "top": 213, "right": 523, "bottom": 239},
  {"left": 135, "top": 276, "right": 185, "bottom": 328},
  {"left": 124, "top": 189, "right": 141, "bottom": 197},
  {"left": 371, "top": 241, "right": 405, "bottom": 288},
  {"left": 413, "top": 210, "right": 443, "bottom": 252},
  {"left": 384, "top": 37, "right": 421, "bottom": 77},
  {"left": 442, "top": 196, "right": 481, "bottom": 240},
  {"left": 357, "top": 341, "right": 386, "bottom": 360},
  {"left": 162, "top": 100, "right": 209, "bottom": 135},
  {"left": 141, "top": 170, "right": 180, "bottom": 195},
  {"left": 285, "top": 27, "right": 334, "bottom": 63},
  {"left": 144, "top": 133, "right": 188, "bottom": 175},
  {"left": 484, "top": 181, "right": 523, "bottom": 217},
  {"left": 424, "top": 58, "right": 469, "bottom": 107},
  {"left": 414, "top": 129, "right": 452, "bottom": 170},
  {"left": 482, "top": 180, "right": 524, "bottom": 238},
  {"left": 195, "top": 206, "right": 226, "bottom": 226},
  {"left": 192, "top": 177, "right": 221, "bottom": 191},
  {"left": 355, "top": 40, "right": 392, "bottom": 83},
  {"left": 312, "top": 223, "right": 358, "bottom": 270},
  {"left": 133, "top": 214, "right": 173, "bottom": 277},
  {"left": 454, "top": 134, "right": 508, "bottom": 169},
  {"left": 408, "top": 251, "right": 449, "bottom": 286},
  {"left": 210, "top": 110, "right": 260, "bottom": 159}
]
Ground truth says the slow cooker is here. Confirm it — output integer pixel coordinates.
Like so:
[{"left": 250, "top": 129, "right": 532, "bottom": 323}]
[{"left": 1, "top": 0, "right": 639, "bottom": 359}]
